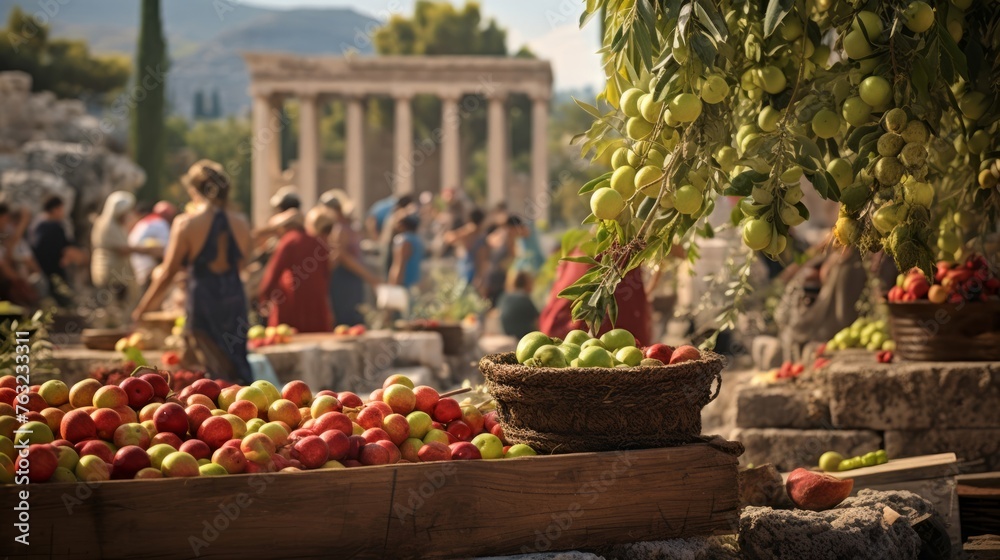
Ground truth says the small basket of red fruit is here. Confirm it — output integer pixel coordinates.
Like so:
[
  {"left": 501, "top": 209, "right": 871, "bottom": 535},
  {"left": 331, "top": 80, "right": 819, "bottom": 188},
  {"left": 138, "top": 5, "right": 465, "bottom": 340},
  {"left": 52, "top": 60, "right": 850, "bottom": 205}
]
[{"left": 886, "top": 255, "right": 1000, "bottom": 361}]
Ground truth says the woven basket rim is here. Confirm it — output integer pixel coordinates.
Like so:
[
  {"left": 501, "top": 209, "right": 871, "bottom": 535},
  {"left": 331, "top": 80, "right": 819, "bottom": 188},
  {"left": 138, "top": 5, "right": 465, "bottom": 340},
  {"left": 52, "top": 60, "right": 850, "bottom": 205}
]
[{"left": 480, "top": 350, "right": 727, "bottom": 377}]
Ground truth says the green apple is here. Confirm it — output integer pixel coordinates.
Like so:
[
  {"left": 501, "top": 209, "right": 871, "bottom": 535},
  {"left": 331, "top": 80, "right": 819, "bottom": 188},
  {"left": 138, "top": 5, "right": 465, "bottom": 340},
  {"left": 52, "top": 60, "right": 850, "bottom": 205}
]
[
  {"left": 14, "top": 421, "right": 53, "bottom": 446},
  {"left": 615, "top": 346, "right": 644, "bottom": 367},
  {"left": 250, "top": 381, "right": 281, "bottom": 407},
  {"left": 235, "top": 386, "right": 269, "bottom": 411},
  {"left": 0, "top": 435, "right": 14, "bottom": 459},
  {"left": 564, "top": 330, "right": 591, "bottom": 346},
  {"left": 75, "top": 454, "right": 110, "bottom": 482},
  {"left": 471, "top": 433, "right": 504, "bottom": 460},
  {"left": 406, "top": 411, "right": 433, "bottom": 439},
  {"left": 516, "top": 331, "right": 553, "bottom": 363},
  {"left": 423, "top": 429, "right": 450, "bottom": 446},
  {"left": 247, "top": 325, "right": 266, "bottom": 340},
  {"left": 578, "top": 347, "right": 615, "bottom": 368},
  {"left": 245, "top": 418, "right": 266, "bottom": 434},
  {"left": 559, "top": 343, "right": 582, "bottom": 362},
  {"left": 147, "top": 443, "right": 177, "bottom": 470},
  {"left": 534, "top": 345, "right": 568, "bottom": 368},
  {"left": 639, "top": 358, "right": 665, "bottom": 367},
  {"left": 55, "top": 446, "right": 79, "bottom": 471},
  {"left": 580, "top": 339, "right": 607, "bottom": 350},
  {"left": 0, "top": 454, "right": 14, "bottom": 483},
  {"left": 199, "top": 462, "right": 229, "bottom": 476},
  {"left": 600, "top": 328, "right": 636, "bottom": 351},
  {"left": 49, "top": 466, "right": 78, "bottom": 483},
  {"left": 504, "top": 444, "right": 537, "bottom": 458}
]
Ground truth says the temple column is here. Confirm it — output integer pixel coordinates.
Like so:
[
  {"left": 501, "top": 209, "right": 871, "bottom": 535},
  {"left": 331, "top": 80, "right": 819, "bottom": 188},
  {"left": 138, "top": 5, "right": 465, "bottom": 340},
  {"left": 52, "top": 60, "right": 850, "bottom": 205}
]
[
  {"left": 251, "top": 93, "right": 283, "bottom": 227},
  {"left": 344, "top": 95, "right": 366, "bottom": 217},
  {"left": 393, "top": 93, "right": 414, "bottom": 194},
  {"left": 297, "top": 93, "right": 320, "bottom": 210},
  {"left": 486, "top": 93, "right": 508, "bottom": 209},
  {"left": 440, "top": 93, "right": 462, "bottom": 192}
]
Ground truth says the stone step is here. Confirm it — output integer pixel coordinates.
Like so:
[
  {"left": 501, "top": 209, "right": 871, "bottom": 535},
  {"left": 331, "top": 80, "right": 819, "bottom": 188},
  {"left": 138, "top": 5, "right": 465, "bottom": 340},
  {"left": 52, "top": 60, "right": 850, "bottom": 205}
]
[
  {"left": 735, "top": 383, "right": 830, "bottom": 429},
  {"left": 818, "top": 361, "right": 1000, "bottom": 430},
  {"left": 885, "top": 429, "right": 1000, "bottom": 472}
]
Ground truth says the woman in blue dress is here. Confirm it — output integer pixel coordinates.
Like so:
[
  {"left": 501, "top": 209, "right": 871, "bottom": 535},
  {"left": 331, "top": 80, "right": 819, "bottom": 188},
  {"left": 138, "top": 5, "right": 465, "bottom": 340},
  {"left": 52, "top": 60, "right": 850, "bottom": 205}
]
[{"left": 133, "top": 160, "right": 254, "bottom": 384}]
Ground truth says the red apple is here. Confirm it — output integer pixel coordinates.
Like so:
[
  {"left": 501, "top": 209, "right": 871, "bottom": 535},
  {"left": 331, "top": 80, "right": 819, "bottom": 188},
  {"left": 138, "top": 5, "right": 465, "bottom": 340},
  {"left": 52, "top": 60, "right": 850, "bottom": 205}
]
[
  {"left": 412, "top": 386, "right": 440, "bottom": 414},
  {"left": 227, "top": 400, "right": 258, "bottom": 423},
  {"left": 356, "top": 406, "right": 385, "bottom": 430},
  {"left": 337, "top": 392, "right": 363, "bottom": 409},
  {"left": 319, "top": 430, "right": 350, "bottom": 461},
  {"left": 119, "top": 377, "right": 154, "bottom": 409},
  {"left": 449, "top": 442, "right": 482, "bottom": 460},
  {"left": 446, "top": 420, "right": 473, "bottom": 442},
  {"left": 197, "top": 416, "right": 234, "bottom": 450},
  {"left": 17, "top": 444, "right": 58, "bottom": 482},
  {"left": 267, "top": 399, "right": 302, "bottom": 428},
  {"left": 112, "top": 445, "right": 151, "bottom": 479},
  {"left": 362, "top": 427, "right": 390, "bottom": 444},
  {"left": 186, "top": 404, "right": 213, "bottom": 434},
  {"left": 369, "top": 388, "right": 384, "bottom": 402},
  {"left": 153, "top": 403, "right": 189, "bottom": 437},
  {"left": 221, "top": 438, "right": 242, "bottom": 449},
  {"left": 490, "top": 423, "right": 506, "bottom": 444},
  {"left": 76, "top": 440, "right": 114, "bottom": 463},
  {"left": 244, "top": 460, "right": 276, "bottom": 474},
  {"left": 903, "top": 273, "right": 930, "bottom": 299},
  {"left": 19, "top": 392, "right": 47, "bottom": 413},
  {"left": 150, "top": 432, "right": 184, "bottom": 450},
  {"left": 212, "top": 446, "right": 247, "bottom": 474},
  {"left": 643, "top": 343, "right": 674, "bottom": 363},
  {"left": 113, "top": 405, "right": 138, "bottom": 425},
  {"left": 398, "top": 438, "right": 423, "bottom": 462},
  {"left": 91, "top": 408, "right": 123, "bottom": 440},
  {"left": 186, "top": 393, "right": 214, "bottom": 409},
  {"left": 291, "top": 435, "right": 330, "bottom": 469},
  {"left": 315, "top": 390, "right": 337, "bottom": 398},
  {"left": 358, "top": 443, "right": 391, "bottom": 465},
  {"left": 189, "top": 379, "right": 221, "bottom": 403},
  {"left": 346, "top": 324, "right": 366, "bottom": 336},
  {"left": 313, "top": 411, "right": 353, "bottom": 436},
  {"left": 785, "top": 468, "right": 854, "bottom": 511},
  {"left": 460, "top": 406, "right": 484, "bottom": 434},
  {"left": 374, "top": 439, "right": 400, "bottom": 464},
  {"left": 0, "top": 387, "right": 15, "bottom": 406},
  {"left": 346, "top": 435, "right": 365, "bottom": 460},
  {"left": 382, "top": 414, "right": 411, "bottom": 445},
  {"left": 281, "top": 380, "right": 312, "bottom": 407},
  {"left": 483, "top": 411, "right": 499, "bottom": 432},
  {"left": 60, "top": 409, "right": 97, "bottom": 443},
  {"left": 432, "top": 398, "right": 462, "bottom": 423},
  {"left": 669, "top": 345, "right": 701, "bottom": 365},
  {"left": 240, "top": 432, "right": 275, "bottom": 464},
  {"left": 383, "top": 385, "right": 416, "bottom": 415},
  {"left": 288, "top": 428, "right": 316, "bottom": 443},
  {"left": 179, "top": 439, "right": 212, "bottom": 461},
  {"left": 367, "top": 401, "right": 393, "bottom": 418}
]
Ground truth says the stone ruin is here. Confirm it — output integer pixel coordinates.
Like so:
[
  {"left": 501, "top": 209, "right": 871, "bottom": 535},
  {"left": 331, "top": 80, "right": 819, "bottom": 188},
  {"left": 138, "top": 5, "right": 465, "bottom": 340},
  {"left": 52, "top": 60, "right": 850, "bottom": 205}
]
[{"left": 0, "top": 70, "right": 145, "bottom": 243}]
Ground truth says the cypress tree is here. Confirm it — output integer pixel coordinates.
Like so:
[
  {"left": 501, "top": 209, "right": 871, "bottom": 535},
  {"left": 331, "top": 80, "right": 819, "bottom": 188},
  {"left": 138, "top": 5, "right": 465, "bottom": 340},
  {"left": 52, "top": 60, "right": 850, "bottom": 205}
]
[
  {"left": 193, "top": 91, "right": 205, "bottom": 119},
  {"left": 211, "top": 89, "right": 222, "bottom": 118},
  {"left": 131, "top": 0, "right": 167, "bottom": 201}
]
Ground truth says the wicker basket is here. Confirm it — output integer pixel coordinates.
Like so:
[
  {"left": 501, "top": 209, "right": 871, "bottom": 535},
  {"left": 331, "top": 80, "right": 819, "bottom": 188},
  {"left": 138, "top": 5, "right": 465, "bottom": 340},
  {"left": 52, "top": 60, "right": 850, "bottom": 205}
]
[
  {"left": 400, "top": 322, "right": 465, "bottom": 355},
  {"left": 479, "top": 351, "right": 726, "bottom": 453},
  {"left": 887, "top": 300, "right": 1000, "bottom": 361}
]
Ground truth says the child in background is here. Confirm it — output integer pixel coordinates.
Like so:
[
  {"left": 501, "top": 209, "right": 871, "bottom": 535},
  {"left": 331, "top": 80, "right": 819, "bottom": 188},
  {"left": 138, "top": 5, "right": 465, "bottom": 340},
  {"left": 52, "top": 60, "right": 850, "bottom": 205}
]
[{"left": 497, "top": 271, "right": 539, "bottom": 339}]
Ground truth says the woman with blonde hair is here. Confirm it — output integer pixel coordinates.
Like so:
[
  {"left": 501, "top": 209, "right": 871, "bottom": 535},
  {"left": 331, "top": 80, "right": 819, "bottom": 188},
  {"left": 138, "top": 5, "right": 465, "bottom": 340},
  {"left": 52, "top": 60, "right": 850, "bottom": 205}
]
[{"left": 133, "top": 160, "right": 253, "bottom": 383}]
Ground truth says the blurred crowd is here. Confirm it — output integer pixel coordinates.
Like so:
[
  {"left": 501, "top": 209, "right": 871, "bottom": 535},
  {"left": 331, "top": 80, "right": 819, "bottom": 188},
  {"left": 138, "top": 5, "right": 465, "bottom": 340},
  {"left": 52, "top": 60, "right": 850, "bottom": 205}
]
[{"left": 0, "top": 165, "right": 551, "bottom": 349}]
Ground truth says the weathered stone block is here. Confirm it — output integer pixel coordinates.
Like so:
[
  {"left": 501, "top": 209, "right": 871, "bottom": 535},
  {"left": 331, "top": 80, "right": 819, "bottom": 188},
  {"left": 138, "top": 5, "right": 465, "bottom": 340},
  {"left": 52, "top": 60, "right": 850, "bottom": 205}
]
[
  {"left": 819, "top": 361, "right": 1000, "bottom": 430},
  {"left": 730, "top": 428, "right": 882, "bottom": 472},
  {"left": 885, "top": 429, "right": 1000, "bottom": 472},
  {"left": 735, "top": 384, "right": 830, "bottom": 429},
  {"left": 739, "top": 490, "right": 933, "bottom": 560}
]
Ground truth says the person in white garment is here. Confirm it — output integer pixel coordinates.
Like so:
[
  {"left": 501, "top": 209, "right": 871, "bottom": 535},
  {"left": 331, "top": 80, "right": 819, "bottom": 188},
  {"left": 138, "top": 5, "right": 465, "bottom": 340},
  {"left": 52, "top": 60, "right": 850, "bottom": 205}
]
[{"left": 128, "top": 201, "right": 178, "bottom": 291}]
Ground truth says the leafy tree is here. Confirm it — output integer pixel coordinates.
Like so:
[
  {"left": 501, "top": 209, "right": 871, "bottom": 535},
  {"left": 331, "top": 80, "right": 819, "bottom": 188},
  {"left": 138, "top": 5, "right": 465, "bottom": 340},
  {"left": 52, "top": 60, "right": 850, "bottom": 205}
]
[
  {"left": 373, "top": 1, "right": 534, "bottom": 208},
  {"left": 131, "top": 0, "right": 168, "bottom": 201},
  {"left": 0, "top": 7, "right": 129, "bottom": 101}
]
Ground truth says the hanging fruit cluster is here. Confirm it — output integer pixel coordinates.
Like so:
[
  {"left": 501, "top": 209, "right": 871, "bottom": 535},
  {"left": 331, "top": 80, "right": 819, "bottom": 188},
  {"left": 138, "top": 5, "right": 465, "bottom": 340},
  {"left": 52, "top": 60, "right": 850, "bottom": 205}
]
[{"left": 567, "top": 0, "right": 999, "bottom": 332}]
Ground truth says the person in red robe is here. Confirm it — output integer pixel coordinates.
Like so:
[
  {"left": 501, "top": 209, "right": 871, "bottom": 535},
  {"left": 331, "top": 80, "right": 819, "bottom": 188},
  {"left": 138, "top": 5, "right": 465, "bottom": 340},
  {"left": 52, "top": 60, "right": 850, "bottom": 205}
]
[
  {"left": 538, "top": 251, "right": 651, "bottom": 346},
  {"left": 258, "top": 209, "right": 332, "bottom": 333}
]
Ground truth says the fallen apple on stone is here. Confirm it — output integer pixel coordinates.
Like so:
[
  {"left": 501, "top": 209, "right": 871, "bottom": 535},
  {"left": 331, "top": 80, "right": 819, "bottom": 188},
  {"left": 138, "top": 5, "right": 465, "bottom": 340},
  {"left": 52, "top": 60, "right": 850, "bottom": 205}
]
[{"left": 785, "top": 468, "right": 853, "bottom": 511}]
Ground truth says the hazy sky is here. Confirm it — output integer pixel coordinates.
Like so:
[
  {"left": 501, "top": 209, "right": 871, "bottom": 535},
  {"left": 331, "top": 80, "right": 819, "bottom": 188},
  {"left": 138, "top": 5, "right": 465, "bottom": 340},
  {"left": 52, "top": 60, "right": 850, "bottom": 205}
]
[{"left": 238, "top": 0, "right": 604, "bottom": 90}]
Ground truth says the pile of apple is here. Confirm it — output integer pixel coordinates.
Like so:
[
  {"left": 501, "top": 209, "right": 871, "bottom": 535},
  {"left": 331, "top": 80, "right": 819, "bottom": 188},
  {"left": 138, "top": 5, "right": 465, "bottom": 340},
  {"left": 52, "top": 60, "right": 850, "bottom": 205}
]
[
  {"left": 247, "top": 324, "right": 295, "bottom": 349},
  {"left": 333, "top": 324, "right": 367, "bottom": 337},
  {"left": 888, "top": 255, "right": 1000, "bottom": 304},
  {"left": 825, "top": 317, "right": 894, "bottom": 353},
  {"left": 515, "top": 329, "right": 701, "bottom": 368},
  {"left": 0, "top": 372, "right": 534, "bottom": 485}
]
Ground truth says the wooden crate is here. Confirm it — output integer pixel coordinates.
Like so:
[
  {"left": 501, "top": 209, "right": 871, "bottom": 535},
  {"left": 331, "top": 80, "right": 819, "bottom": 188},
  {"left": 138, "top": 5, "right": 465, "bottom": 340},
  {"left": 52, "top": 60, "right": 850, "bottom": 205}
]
[{"left": 1, "top": 444, "right": 738, "bottom": 559}]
